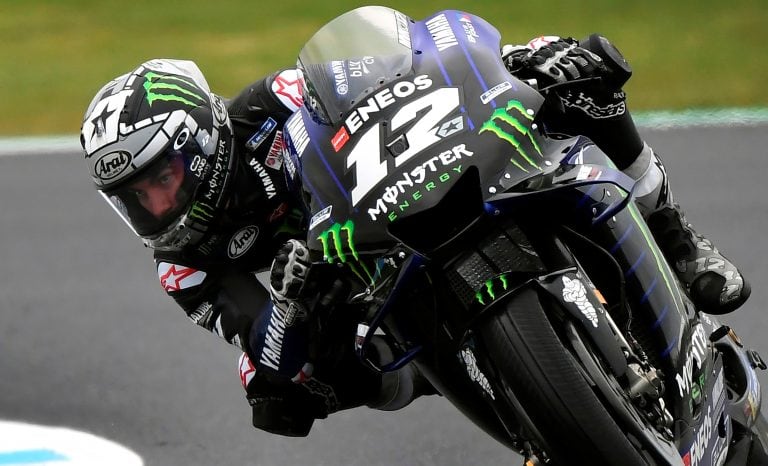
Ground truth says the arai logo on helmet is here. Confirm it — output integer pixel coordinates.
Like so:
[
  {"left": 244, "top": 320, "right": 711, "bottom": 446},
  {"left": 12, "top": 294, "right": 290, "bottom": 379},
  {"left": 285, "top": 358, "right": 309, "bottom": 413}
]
[
  {"left": 228, "top": 226, "right": 259, "bottom": 259},
  {"left": 95, "top": 151, "right": 132, "bottom": 181}
]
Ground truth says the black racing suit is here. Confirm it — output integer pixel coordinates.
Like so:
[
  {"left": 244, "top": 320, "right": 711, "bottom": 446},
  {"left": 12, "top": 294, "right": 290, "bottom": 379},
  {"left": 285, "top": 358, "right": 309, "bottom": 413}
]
[{"left": 152, "top": 69, "right": 384, "bottom": 437}]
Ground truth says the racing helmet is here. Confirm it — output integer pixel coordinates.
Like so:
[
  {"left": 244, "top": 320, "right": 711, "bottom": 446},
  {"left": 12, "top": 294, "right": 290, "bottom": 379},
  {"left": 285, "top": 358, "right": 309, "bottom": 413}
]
[{"left": 80, "top": 59, "right": 235, "bottom": 251}]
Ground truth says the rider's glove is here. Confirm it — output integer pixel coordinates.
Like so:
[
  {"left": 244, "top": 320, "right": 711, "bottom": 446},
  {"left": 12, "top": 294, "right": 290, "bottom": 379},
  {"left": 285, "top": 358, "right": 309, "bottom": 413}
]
[
  {"left": 269, "top": 239, "right": 312, "bottom": 326},
  {"left": 505, "top": 34, "right": 642, "bottom": 170},
  {"left": 238, "top": 352, "right": 325, "bottom": 437},
  {"left": 503, "top": 36, "right": 607, "bottom": 88},
  {"left": 247, "top": 239, "right": 316, "bottom": 383}
]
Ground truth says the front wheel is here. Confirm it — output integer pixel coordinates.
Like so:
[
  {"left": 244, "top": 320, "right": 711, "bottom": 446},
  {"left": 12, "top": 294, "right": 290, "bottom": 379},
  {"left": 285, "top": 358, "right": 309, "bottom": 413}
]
[{"left": 477, "top": 287, "right": 649, "bottom": 465}]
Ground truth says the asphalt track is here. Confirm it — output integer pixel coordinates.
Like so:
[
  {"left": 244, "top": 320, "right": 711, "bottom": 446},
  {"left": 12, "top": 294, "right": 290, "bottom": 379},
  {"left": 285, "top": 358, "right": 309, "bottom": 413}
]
[{"left": 1, "top": 124, "right": 767, "bottom": 465}]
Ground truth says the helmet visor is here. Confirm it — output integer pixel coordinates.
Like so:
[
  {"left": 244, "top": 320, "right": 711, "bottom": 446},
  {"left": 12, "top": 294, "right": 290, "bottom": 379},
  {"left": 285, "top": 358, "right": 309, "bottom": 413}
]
[{"left": 101, "top": 131, "right": 207, "bottom": 236}]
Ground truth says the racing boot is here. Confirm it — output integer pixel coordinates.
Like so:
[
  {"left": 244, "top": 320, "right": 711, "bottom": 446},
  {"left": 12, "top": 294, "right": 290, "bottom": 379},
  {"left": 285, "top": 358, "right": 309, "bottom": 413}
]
[{"left": 624, "top": 144, "right": 751, "bottom": 314}]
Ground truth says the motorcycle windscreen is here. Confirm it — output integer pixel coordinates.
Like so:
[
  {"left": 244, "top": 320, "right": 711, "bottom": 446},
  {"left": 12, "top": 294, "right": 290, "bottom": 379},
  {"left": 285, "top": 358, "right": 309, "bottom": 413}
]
[{"left": 298, "top": 6, "right": 414, "bottom": 126}]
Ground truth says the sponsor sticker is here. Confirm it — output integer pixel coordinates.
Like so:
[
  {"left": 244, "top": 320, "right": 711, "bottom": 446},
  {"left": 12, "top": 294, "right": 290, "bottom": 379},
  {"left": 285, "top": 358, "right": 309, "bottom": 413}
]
[
  {"left": 395, "top": 11, "right": 412, "bottom": 48},
  {"left": 576, "top": 165, "right": 602, "bottom": 181},
  {"left": 343, "top": 74, "right": 433, "bottom": 136},
  {"left": 228, "top": 226, "right": 259, "bottom": 259},
  {"left": 561, "top": 92, "right": 627, "bottom": 119},
  {"left": 425, "top": 14, "right": 458, "bottom": 51},
  {"left": 331, "top": 127, "right": 349, "bottom": 152},
  {"left": 681, "top": 405, "right": 715, "bottom": 466},
  {"left": 264, "top": 131, "right": 284, "bottom": 170},
  {"left": 157, "top": 262, "right": 206, "bottom": 292},
  {"left": 245, "top": 117, "right": 277, "bottom": 151},
  {"left": 309, "top": 205, "right": 333, "bottom": 230},
  {"left": 480, "top": 81, "right": 513, "bottom": 105},
  {"left": 675, "top": 324, "right": 708, "bottom": 398},
  {"left": 330, "top": 60, "right": 349, "bottom": 96},
  {"left": 285, "top": 113, "right": 310, "bottom": 158},
  {"left": 561, "top": 276, "right": 599, "bottom": 327},
  {"left": 271, "top": 69, "right": 304, "bottom": 111},
  {"left": 459, "top": 347, "right": 496, "bottom": 400},
  {"left": 94, "top": 151, "right": 132, "bottom": 181},
  {"left": 457, "top": 14, "right": 479, "bottom": 43},
  {"left": 436, "top": 115, "right": 464, "bottom": 138},
  {"left": 238, "top": 352, "right": 256, "bottom": 389},
  {"left": 367, "top": 143, "right": 473, "bottom": 221}
]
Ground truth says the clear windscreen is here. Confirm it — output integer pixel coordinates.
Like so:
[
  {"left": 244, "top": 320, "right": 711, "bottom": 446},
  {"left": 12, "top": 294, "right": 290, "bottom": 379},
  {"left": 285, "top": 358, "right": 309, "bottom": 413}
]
[{"left": 297, "top": 6, "right": 414, "bottom": 125}]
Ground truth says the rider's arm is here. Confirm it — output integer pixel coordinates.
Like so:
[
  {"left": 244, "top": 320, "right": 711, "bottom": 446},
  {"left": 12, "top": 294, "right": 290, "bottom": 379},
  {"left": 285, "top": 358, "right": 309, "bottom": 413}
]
[
  {"left": 153, "top": 256, "right": 272, "bottom": 352},
  {"left": 153, "top": 254, "right": 326, "bottom": 437},
  {"left": 227, "top": 68, "right": 304, "bottom": 127}
]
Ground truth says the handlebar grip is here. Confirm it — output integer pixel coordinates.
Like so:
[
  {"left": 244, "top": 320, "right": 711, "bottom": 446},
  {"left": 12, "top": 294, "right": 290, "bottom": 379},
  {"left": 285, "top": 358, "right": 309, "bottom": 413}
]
[{"left": 580, "top": 33, "right": 633, "bottom": 88}]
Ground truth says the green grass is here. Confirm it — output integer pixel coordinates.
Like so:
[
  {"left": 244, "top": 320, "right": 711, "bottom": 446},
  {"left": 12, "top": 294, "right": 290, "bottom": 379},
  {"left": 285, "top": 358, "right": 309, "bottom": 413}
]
[{"left": 2, "top": 0, "right": 766, "bottom": 135}]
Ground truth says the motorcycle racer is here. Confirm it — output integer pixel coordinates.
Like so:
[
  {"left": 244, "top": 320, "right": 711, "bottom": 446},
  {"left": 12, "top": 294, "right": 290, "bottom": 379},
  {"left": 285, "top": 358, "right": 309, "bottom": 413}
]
[{"left": 79, "top": 9, "right": 749, "bottom": 439}]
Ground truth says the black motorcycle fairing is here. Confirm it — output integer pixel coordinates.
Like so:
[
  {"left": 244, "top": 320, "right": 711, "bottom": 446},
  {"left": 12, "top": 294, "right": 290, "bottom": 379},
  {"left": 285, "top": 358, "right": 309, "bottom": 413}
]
[{"left": 288, "top": 9, "right": 551, "bottom": 275}]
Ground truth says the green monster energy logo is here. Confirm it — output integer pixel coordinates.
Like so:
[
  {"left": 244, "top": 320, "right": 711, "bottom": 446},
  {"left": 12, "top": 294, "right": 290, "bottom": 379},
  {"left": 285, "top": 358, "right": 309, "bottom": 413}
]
[
  {"left": 143, "top": 71, "right": 206, "bottom": 107},
  {"left": 479, "top": 100, "right": 543, "bottom": 173},
  {"left": 690, "top": 373, "right": 706, "bottom": 409},
  {"left": 317, "top": 220, "right": 376, "bottom": 286},
  {"left": 188, "top": 201, "right": 215, "bottom": 222},
  {"left": 475, "top": 273, "right": 510, "bottom": 305}
]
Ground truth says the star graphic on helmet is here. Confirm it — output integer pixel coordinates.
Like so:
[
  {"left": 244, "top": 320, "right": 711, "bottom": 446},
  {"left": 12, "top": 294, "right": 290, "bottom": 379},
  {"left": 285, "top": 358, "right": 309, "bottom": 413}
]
[
  {"left": 159, "top": 264, "right": 200, "bottom": 292},
  {"left": 89, "top": 104, "right": 115, "bottom": 141}
]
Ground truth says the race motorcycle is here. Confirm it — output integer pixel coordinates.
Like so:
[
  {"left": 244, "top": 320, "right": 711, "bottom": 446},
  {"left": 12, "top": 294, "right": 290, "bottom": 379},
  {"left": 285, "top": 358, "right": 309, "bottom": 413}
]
[{"left": 281, "top": 6, "right": 768, "bottom": 465}]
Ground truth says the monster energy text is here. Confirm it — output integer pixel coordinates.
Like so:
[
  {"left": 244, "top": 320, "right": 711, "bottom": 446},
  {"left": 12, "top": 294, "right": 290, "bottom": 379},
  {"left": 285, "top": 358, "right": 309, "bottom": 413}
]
[
  {"left": 200, "top": 141, "right": 227, "bottom": 201},
  {"left": 367, "top": 143, "right": 473, "bottom": 222}
]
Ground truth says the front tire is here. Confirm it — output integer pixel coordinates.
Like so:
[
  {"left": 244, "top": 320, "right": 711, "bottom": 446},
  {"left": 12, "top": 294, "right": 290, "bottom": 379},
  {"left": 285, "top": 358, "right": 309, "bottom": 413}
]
[{"left": 478, "top": 287, "right": 648, "bottom": 465}]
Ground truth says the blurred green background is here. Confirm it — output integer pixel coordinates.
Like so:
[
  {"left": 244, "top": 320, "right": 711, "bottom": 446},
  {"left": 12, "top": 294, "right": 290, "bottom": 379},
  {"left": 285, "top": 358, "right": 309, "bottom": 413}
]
[{"left": 2, "top": 0, "right": 766, "bottom": 136}]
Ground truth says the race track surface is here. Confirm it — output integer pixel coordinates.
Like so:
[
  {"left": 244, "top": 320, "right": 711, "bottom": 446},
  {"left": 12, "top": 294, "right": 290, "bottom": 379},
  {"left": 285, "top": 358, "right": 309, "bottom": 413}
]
[{"left": 1, "top": 125, "right": 767, "bottom": 465}]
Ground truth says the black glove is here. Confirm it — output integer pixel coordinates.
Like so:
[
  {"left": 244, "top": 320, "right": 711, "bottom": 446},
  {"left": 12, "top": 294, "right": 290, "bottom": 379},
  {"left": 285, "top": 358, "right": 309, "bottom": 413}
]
[
  {"left": 239, "top": 352, "right": 325, "bottom": 437},
  {"left": 503, "top": 36, "right": 607, "bottom": 89},
  {"left": 269, "top": 239, "right": 312, "bottom": 326},
  {"left": 504, "top": 35, "right": 643, "bottom": 169}
]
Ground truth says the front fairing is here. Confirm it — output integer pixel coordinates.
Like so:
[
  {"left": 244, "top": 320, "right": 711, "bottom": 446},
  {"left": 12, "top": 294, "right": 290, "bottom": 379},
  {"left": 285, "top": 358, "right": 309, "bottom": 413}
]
[{"left": 290, "top": 8, "right": 554, "bottom": 263}]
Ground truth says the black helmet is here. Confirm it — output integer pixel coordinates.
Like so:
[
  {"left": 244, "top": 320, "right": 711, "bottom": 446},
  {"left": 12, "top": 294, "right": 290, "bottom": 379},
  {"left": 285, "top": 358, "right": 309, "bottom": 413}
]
[{"left": 81, "top": 59, "right": 235, "bottom": 251}]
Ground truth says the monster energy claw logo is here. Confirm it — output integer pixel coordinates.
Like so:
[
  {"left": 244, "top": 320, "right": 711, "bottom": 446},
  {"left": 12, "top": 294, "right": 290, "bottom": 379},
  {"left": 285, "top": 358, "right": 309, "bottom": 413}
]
[
  {"left": 318, "top": 220, "right": 358, "bottom": 264},
  {"left": 475, "top": 273, "right": 510, "bottom": 305},
  {"left": 479, "top": 100, "right": 542, "bottom": 172},
  {"left": 143, "top": 71, "right": 207, "bottom": 107},
  {"left": 188, "top": 201, "right": 215, "bottom": 222},
  {"left": 317, "top": 220, "right": 376, "bottom": 285}
]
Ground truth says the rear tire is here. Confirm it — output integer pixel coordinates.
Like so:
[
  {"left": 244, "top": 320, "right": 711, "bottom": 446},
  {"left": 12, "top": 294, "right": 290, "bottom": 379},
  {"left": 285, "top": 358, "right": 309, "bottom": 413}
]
[{"left": 478, "top": 287, "right": 648, "bottom": 465}]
